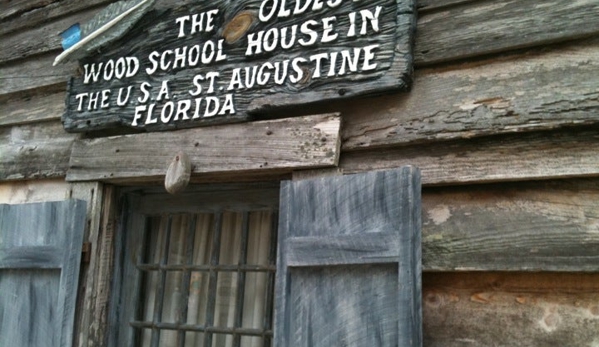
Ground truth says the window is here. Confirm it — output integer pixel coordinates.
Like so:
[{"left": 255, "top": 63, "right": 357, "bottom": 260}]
[
  {"left": 110, "top": 184, "right": 280, "bottom": 347},
  {"left": 110, "top": 168, "right": 422, "bottom": 347}
]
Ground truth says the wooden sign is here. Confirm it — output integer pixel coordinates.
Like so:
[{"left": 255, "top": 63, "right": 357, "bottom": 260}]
[{"left": 62, "top": 0, "right": 416, "bottom": 133}]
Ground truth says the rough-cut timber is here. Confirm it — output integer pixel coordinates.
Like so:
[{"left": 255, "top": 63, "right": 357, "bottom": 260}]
[
  {"left": 0, "top": 121, "right": 79, "bottom": 181},
  {"left": 422, "top": 272, "right": 599, "bottom": 347},
  {"left": 62, "top": 0, "right": 415, "bottom": 132},
  {"left": 340, "top": 39, "right": 599, "bottom": 150},
  {"left": 276, "top": 167, "right": 422, "bottom": 347},
  {"left": 67, "top": 113, "right": 341, "bottom": 182},
  {"left": 0, "top": 90, "right": 65, "bottom": 126},
  {"left": 415, "top": 0, "right": 599, "bottom": 66},
  {"left": 0, "top": 8, "right": 99, "bottom": 65},
  {"left": 4, "top": 40, "right": 598, "bottom": 146},
  {"left": 0, "top": 54, "right": 78, "bottom": 96},
  {"left": 342, "top": 127, "right": 599, "bottom": 185},
  {"left": 0, "top": 1, "right": 119, "bottom": 36},
  {"left": 422, "top": 179, "right": 599, "bottom": 272}
]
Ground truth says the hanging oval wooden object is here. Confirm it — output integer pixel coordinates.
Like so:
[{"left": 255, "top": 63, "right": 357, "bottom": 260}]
[
  {"left": 222, "top": 11, "right": 256, "bottom": 44},
  {"left": 165, "top": 151, "right": 191, "bottom": 194}
]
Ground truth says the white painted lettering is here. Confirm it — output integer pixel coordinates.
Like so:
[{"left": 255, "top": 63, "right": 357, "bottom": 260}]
[
  {"left": 83, "top": 63, "right": 102, "bottom": 84},
  {"left": 117, "top": 86, "right": 133, "bottom": 106},
  {"left": 189, "top": 74, "right": 204, "bottom": 96},
  {"left": 157, "top": 80, "right": 170, "bottom": 101},
  {"left": 101, "top": 89, "right": 111, "bottom": 108},
  {"left": 138, "top": 82, "right": 151, "bottom": 103},
  {"left": 321, "top": 16, "right": 338, "bottom": 43}
]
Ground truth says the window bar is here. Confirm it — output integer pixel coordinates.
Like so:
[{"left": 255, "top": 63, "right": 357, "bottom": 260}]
[
  {"left": 131, "top": 215, "right": 150, "bottom": 345},
  {"left": 177, "top": 214, "right": 197, "bottom": 347},
  {"left": 232, "top": 211, "right": 251, "bottom": 347},
  {"left": 203, "top": 211, "right": 224, "bottom": 347},
  {"left": 150, "top": 214, "right": 173, "bottom": 347},
  {"left": 262, "top": 211, "right": 278, "bottom": 347}
]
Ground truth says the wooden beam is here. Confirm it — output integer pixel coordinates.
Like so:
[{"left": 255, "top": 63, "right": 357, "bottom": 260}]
[
  {"left": 75, "top": 184, "right": 114, "bottom": 347},
  {"left": 414, "top": 0, "right": 599, "bottom": 66},
  {"left": 0, "top": 91, "right": 65, "bottom": 127},
  {"left": 3, "top": 40, "right": 597, "bottom": 147},
  {"left": 0, "top": 8, "right": 99, "bottom": 65},
  {"left": 0, "top": 0, "right": 61, "bottom": 22},
  {"left": 417, "top": 0, "right": 479, "bottom": 12},
  {"left": 340, "top": 39, "right": 599, "bottom": 150},
  {"left": 423, "top": 272, "right": 599, "bottom": 346},
  {"left": 0, "top": 54, "right": 75, "bottom": 96},
  {"left": 0, "top": 0, "right": 114, "bottom": 36},
  {"left": 341, "top": 127, "right": 599, "bottom": 186},
  {"left": 0, "top": 121, "right": 78, "bottom": 181},
  {"left": 67, "top": 113, "right": 341, "bottom": 182},
  {"left": 421, "top": 179, "right": 599, "bottom": 272}
]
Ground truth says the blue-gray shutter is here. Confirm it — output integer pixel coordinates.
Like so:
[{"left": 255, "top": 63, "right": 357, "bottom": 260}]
[
  {"left": 0, "top": 200, "right": 86, "bottom": 347},
  {"left": 275, "top": 167, "right": 422, "bottom": 347}
]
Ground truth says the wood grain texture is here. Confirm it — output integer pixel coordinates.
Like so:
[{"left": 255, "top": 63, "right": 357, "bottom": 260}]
[
  {"left": 341, "top": 127, "right": 599, "bottom": 185},
  {"left": 0, "top": 121, "right": 79, "bottom": 181},
  {"left": 3, "top": 0, "right": 597, "bottom": 97},
  {"left": 417, "top": 0, "right": 480, "bottom": 12},
  {"left": 276, "top": 167, "right": 422, "bottom": 347},
  {"left": 414, "top": 0, "right": 599, "bottom": 66},
  {"left": 0, "top": 53, "right": 78, "bottom": 96},
  {"left": 0, "top": 0, "right": 61, "bottom": 22},
  {"left": 0, "top": 200, "right": 87, "bottom": 347},
  {"left": 66, "top": 113, "right": 341, "bottom": 182},
  {"left": 76, "top": 185, "right": 115, "bottom": 347},
  {"left": 0, "top": 0, "right": 114, "bottom": 35},
  {"left": 421, "top": 179, "right": 599, "bottom": 272},
  {"left": 422, "top": 272, "right": 599, "bottom": 346},
  {"left": 0, "top": 8, "right": 99, "bottom": 65},
  {"left": 0, "top": 90, "right": 65, "bottom": 126},
  {"left": 3, "top": 39, "right": 598, "bottom": 147},
  {"left": 340, "top": 39, "right": 599, "bottom": 150}
]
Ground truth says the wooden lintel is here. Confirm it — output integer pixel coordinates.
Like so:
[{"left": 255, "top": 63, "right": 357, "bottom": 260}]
[{"left": 66, "top": 113, "right": 341, "bottom": 182}]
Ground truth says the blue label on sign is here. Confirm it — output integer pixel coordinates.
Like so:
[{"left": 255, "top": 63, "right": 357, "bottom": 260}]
[{"left": 60, "top": 23, "right": 81, "bottom": 50}]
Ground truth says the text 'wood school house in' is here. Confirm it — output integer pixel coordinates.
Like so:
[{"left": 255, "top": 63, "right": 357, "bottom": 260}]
[{"left": 1, "top": 0, "right": 598, "bottom": 346}]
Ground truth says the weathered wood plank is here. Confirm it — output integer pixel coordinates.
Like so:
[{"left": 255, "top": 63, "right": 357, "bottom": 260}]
[
  {"left": 276, "top": 167, "right": 422, "bottom": 347},
  {"left": 341, "top": 127, "right": 599, "bottom": 185},
  {"left": 6, "top": 0, "right": 598, "bottom": 97},
  {"left": 417, "top": 0, "right": 479, "bottom": 12},
  {"left": 67, "top": 113, "right": 341, "bottom": 182},
  {"left": 0, "top": 90, "right": 65, "bottom": 126},
  {"left": 0, "top": 246, "right": 62, "bottom": 269},
  {"left": 422, "top": 179, "right": 599, "bottom": 272},
  {"left": 0, "top": 8, "right": 99, "bottom": 65},
  {"left": 423, "top": 272, "right": 599, "bottom": 346},
  {"left": 0, "top": 54, "right": 76, "bottom": 96},
  {"left": 0, "top": 0, "right": 115, "bottom": 36},
  {"left": 4, "top": 39, "right": 598, "bottom": 145},
  {"left": 340, "top": 39, "right": 599, "bottom": 150},
  {"left": 76, "top": 184, "right": 114, "bottom": 347},
  {"left": 286, "top": 233, "right": 401, "bottom": 266},
  {"left": 0, "top": 0, "right": 60, "bottom": 22},
  {"left": 0, "top": 121, "right": 79, "bottom": 181},
  {"left": 415, "top": 0, "right": 599, "bottom": 66}
]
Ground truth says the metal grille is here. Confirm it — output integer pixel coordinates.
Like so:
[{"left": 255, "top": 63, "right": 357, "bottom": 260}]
[{"left": 130, "top": 210, "right": 277, "bottom": 347}]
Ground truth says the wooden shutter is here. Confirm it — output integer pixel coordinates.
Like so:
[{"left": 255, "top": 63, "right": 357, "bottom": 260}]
[
  {"left": 275, "top": 167, "right": 422, "bottom": 347},
  {"left": 0, "top": 200, "right": 86, "bottom": 347}
]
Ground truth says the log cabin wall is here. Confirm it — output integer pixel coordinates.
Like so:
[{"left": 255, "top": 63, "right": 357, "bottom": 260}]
[{"left": 1, "top": 0, "right": 598, "bottom": 346}]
